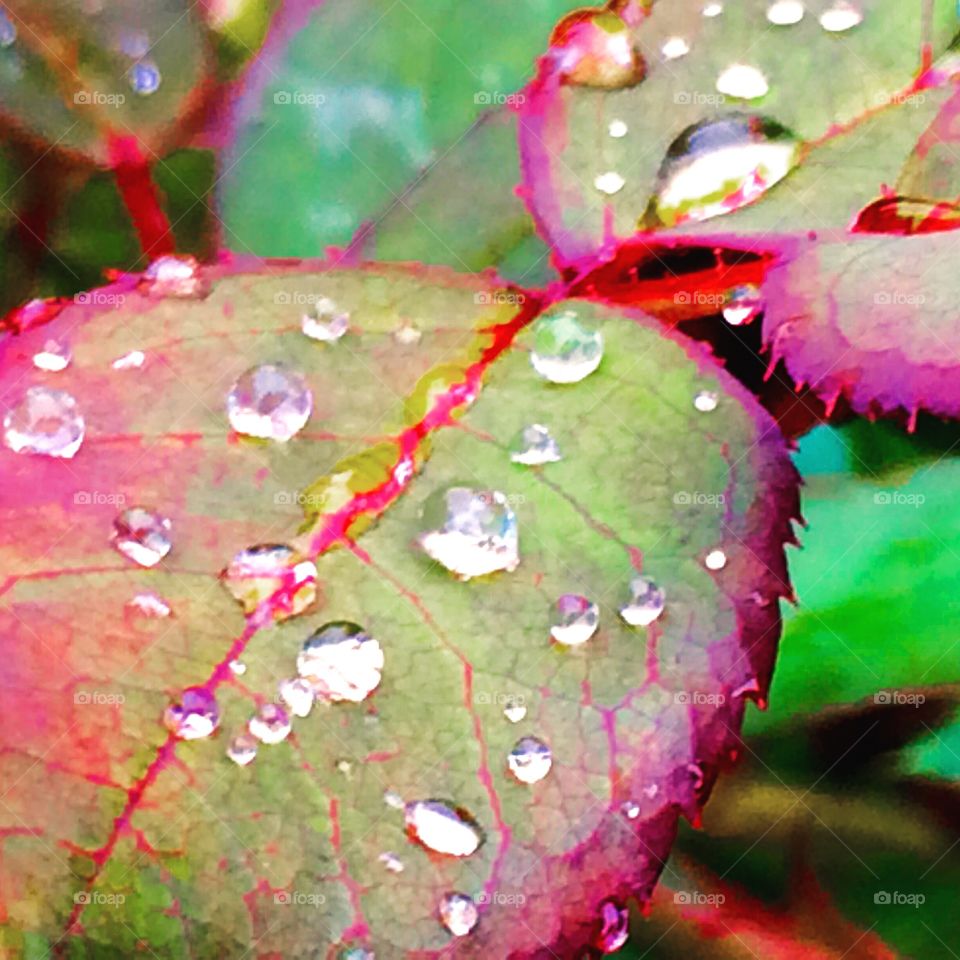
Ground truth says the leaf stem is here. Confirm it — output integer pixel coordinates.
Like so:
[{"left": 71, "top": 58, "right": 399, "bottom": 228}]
[{"left": 108, "top": 135, "right": 175, "bottom": 260}]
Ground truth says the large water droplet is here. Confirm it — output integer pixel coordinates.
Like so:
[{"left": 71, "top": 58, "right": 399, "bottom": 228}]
[
  {"left": 126, "top": 592, "right": 171, "bottom": 618},
  {"left": 302, "top": 297, "right": 350, "bottom": 342},
  {"left": 439, "top": 892, "right": 479, "bottom": 937},
  {"left": 297, "top": 622, "right": 384, "bottom": 703},
  {"left": 164, "top": 687, "right": 218, "bottom": 740},
  {"left": 767, "top": 0, "right": 804, "bottom": 25},
  {"left": 141, "top": 255, "right": 206, "bottom": 298},
  {"left": 595, "top": 899, "right": 630, "bottom": 953},
  {"left": 619, "top": 576, "right": 665, "bottom": 627},
  {"left": 502, "top": 696, "right": 527, "bottom": 723},
  {"left": 511, "top": 424, "right": 562, "bottom": 466},
  {"left": 551, "top": 9, "right": 645, "bottom": 89},
  {"left": 378, "top": 851, "right": 404, "bottom": 873},
  {"left": 129, "top": 60, "right": 161, "bottom": 95},
  {"left": 649, "top": 115, "right": 800, "bottom": 228},
  {"left": 661, "top": 36, "right": 690, "bottom": 59},
  {"left": 0, "top": 8, "right": 17, "bottom": 47},
  {"left": 222, "top": 544, "right": 317, "bottom": 618},
  {"left": 716, "top": 64, "right": 768, "bottom": 100},
  {"left": 32, "top": 339, "right": 71, "bottom": 372},
  {"left": 694, "top": 390, "right": 719, "bottom": 412},
  {"left": 418, "top": 486, "right": 519, "bottom": 580},
  {"left": 405, "top": 800, "right": 484, "bottom": 857},
  {"left": 111, "top": 507, "right": 172, "bottom": 567},
  {"left": 508, "top": 736, "right": 553, "bottom": 784},
  {"left": 722, "top": 284, "right": 763, "bottom": 326},
  {"left": 279, "top": 677, "right": 315, "bottom": 717},
  {"left": 226, "top": 733, "right": 258, "bottom": 766},
  {"left": 551, "top": 594, "right": 599, "bottom": 646},
  {"left": 530, "top": 308, "right": 603, "bottom": 384},
  {"left": 820, "top": 2, "right": 862, "bottom": 31},
  {"left": 2, "top": 387, "right": 85, "bottom": 458},
  {"left": 248, "top": 703, "right": 292, "bottom": 744},
  {"left": 226, "top": 364, "right": 312, "bottom": 442}
]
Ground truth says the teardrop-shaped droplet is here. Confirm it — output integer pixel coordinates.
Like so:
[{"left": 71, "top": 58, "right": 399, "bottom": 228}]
[
  {"left": 716, "top": 64, "right": 768, "bottom": 100},
  {"left": 0, "top": 9, "right": 17, "bottom": 47},
  {"left": 3, "top": 387, "right": 85, "bottom": 458},
  {"left": 302, "top": 296, "right": 350, "bottom": 342},
  {"left": 140, "top": 255, "right": 207, "bottom": 298},
  {"left": 418, "top": 486, "right": 519, "bottom": 580},
  {"left": 551, "top": 594, "right": 599, "bottom": 646},
  {"left": 551, "top": 9, "right": 645, "bottom": 89},
  {"left": 222, "top": 544, "right": 317, "bottom": 619},
  {"left": 111, "top": 350, "right": 146, "bottom": 370},
  {"left": 502, "top": 696, "right": 527, "bottom": 723},
  {"left": 439, "top": 892, "right": 479, "bottom": 937},
  {"left": 619, "top": 576, "right": 665, "bottom": 627},
  {"left": 530, "top": 307, "right": 603, "bottom": 384},
  {"left": 820, "top": 2, "right": 862, "bottom": 31},
  {"left": 297, "top": 622, "right": 384, "bottom": 703},
  {"left": 378, "top": 851, "right": 404, "bottom": 873},
  {"left": 767, "top": 0, "right": 804, "bottom": 25},
  {"left": 722, "top": 284, "right": 763, "bottom": 326},
  {"left": 595, "top": 899, "right": 629, "bottom": 953},
  {"left": 694, "top": 390, "right": 719, "bottom": 412},
  {"left": 226, "top": 732, "right": 258, "bottom": 766},
  {"left": 511, "top": 424, "right": 562, "bottom": 466},
  {"left": 126, "top": 592, "right": 171, "bottom": 618},
  {"left": 704, "top": 548, "right": 727, "bottom": 571},
  {"left": 128, "top": 60, "right": 161, "bottom": 95},
  {"left": 227, "top": 364, "right": 312, "bottom": 442},
  {"left": 649, "top": 114, "right": 800, "bottom": 228},
  {"left": 405, "top": 800, "right": 484, "bottom": 857},
  {"left": 248, "top": 703, "right": 292, "bottom": 744},
  {"left": 164, "top": 687, "right": 219, "bottom": 740},
  {"left": 279, "top": 677, "right": 315, "bottom": 717},
  {"left": 111, "top": 507, "right": 172, "bottom": 567},
  {"left": 508, "top": 736, "right": 553, "bottom": 784},
  {"left": 32, "top": 339, "right": 71, "bottom": 372},
  {"left": 661, "top": 36, "right": 690, "bottom": 59}
]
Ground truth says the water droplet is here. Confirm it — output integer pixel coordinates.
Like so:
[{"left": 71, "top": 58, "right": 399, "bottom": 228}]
[
  {"left": 767, "top": 0, "right": 804, "bottom": 25},
  {"left": 503, "top": 696, "right": 527, "bottom": 723},
  {"left": 608, "top": 119, "right": 629, "bottom": 138},
  {"left": 338, "top": 949, "right": 374, "bottom": 960},
  {"left": 595, "top": 899, "right": 630, "bottom": 953},
  {"left": 128, "top": 59, "right": 161, "bottom": 95},
  {"left": 511, "top": 423, "right": 562, "bottom": 466},
  {"left": 32, "top": 339, "right": 71, "bottom": 372},
  {"left": 508, "top": 736, "right": 553, "bottom": 784},
  {"left": 111, "top": 507, "right": 172, "bottom": 567},
  {"left": 418, "top": 486, "right": 519, "bottom": 580},
  {"left": 336, "top": 758, "right": 353, "bottom": 776},
  {"left": 226, "top": 733, "right": 258, "bottom": 766},
  {"left": 393, "top": 322, "right": 422, "bottom": 345},
  {"left": 228, "top": 659, "right": 247, "bottom": 676},
  {"left": 732, "top": 676, "right": 762, "bottom": 700},
  {"left": 279, "top": 677, "right": 315, "bottom": 717},
  {"left": 716, "top": 64, "right": 768, "bottom": 101},
  {"left": 301, "top": 297, "right": 350, "bottom": 342},
  {"left": 378, "top": 851, "right": 404, "bottom": 873},
  {"left": 594, "top": 171, "right": 626, "bottom": 195},
  {"left": 111, "top": 349, "right": 146, "bottom": 370},
  {"left": 702, "top": 2, "right": 723, "bottom": 15},
  {"left": 551, "top": 594, "right": 599, "bottom": 646},
  {"left": 0, "top": 8, "right": 17, "bottom": 47},
  {"left": 551, "top": 9, "right": 645, "bottom": 89},
  {"left": 248, "top": 703, "right": 291, "bottom": 744},
  {"left": 164, "top": 687, "right": 219, "bottom": 740},
  {"left": 722, "top": 284, "right": 763, "bottom": 325},
  {"left": 222, "top": 544, "right": 317, "bottom": 618},
  {"left": 649, "top": 114, "right": 800, "bottom": 227},
  {"left": 643, "top": 782, "right": 659, "bottom": 799},
  {"left": 405, "top": 800, "right": 484, "bottom": 857},
  {"left": 297, "top": 622, "right": 384, "bottom": 703},
  {"left": 2, "top": 387, "right": 85, "bottom": 458},
  {"left": 127, "top": 592, "right": 171, "bottom": 618},
  {"left": 621, "top": 800, "right": 640, "bottom": 819},
  {"left": 226, "top": 364, "right": 312, "bottom": 442},
  {"left": 141, "top": 255, "right": 206, "bottom": 298},
  {"left": 820, "top": 2, "right": 862, "bottom": 32},
  {"left": 619, "top": 576, "right": 666, "bottom": 627},
  {"left": 704, "top": 549, "right": 727, "bottom": 571},
  {"left": 661, "top": 36, "right": 690, "bottom": 59},
  {"left": 439, "top": 892, "right": 479, "bottom": 937},
  {"left": 694, "top": 390, "right": 719, "bottom": 412},
  {"left": 530, "top": 308, "right": 603, "bottom": 385},
  {"left": 384, "top": 790, "right": 405, "bottom": 809}
]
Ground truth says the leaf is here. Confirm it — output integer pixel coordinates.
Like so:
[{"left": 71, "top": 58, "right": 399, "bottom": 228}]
[{"left": 0, "top": 261, "right": 798, "bottom": 956}]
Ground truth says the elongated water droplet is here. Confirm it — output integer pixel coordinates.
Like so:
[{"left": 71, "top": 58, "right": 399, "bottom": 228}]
[
  {"left": 595, "top": 171, "right": 626, "bottom": 195},
  {"left": 595, "top": 899, "right": 629, "bottom": 953},
  {"left": 141, "top": 255, "right": 206, "bottom": 298},
  {"left": 551, "top": 594, "right": 599, "bottom": 646},
  {"left": 439, "top": 892, "right": 479, "bottom": 937},
  {"left": 384, "top": 790, "right": 405, "bottom": 809},
  {"left": 531, "top": 308, "right": 603, "bottom": 384},
  {"left": 820, "top": 2, "right": 862, "bottom": 31},
  {"left": 551, "top": 9, "right": 645, "bottom": 89},
  {"left": 722, "top": 284, "right": 763, "bottom": 326},
  {"left": 716, "top": 64, "right": 768, "bottom": 100},
  {"left": 619, "top": 576, "right": 665, "bottom": 627},
  {"left": 226, "top": 733, "right": 258, "bottom": 766},
  {"left": 111, "top": 507, "right": 172, "bottom": 567},
  {"left": 767, "top": 0, "right": 804, "bottom": 25},
  {"left": 128, "top": 59, "right": 161, "bottom": 95},
  {"left": 503, "top": 696, "right": 527, "bottom": 723},
  {"left": 418, "top": 486, "right": 519, "bottom": 579},
  {"left": 405, "top": 800, "right": 484, "bottom": 857},
  {"left": 301, "top": 296, "right": 350, "bottom": 342},
  {"left": 127, "top": 592, "right": 171, "bottom": 618},
  {"left": 508, "top": 736, "right": 553, "bottom": 784},
  {"left": 379, "top": 851, "right": 404, "bottom": 873},
  {"left": 222, "top": 544, "right": 317, "bottom": 619},
  {"left": 694, "top": 390, "right": 719, "bottom": 412},
  {"left": 165, "top": 687, "right": 218, "bottom": 740},
  {"left": 661, "top": 36, "right": 690, "bottom": 59},
  {"left": 649, "top": 115, "right": 800, "bottom": 228},
  {"left": 3, "top": 387, "right": 84, "bottom": 458},
  {"left": 111, "top": 350, "right": 145, "bottom": 370},
  {"left": 248, "top": 703, "right": 291, "bottom": 744},
  {"left": 227, "top": 364, "right": 312, "bottom": 442},
  {"left": 0, "top": 9, "right": 17, "bottom": 46},
  {"left": 609, "top": 119, "right": 628, "bottom": 138},
  {"left": 297, "top": 622, "right": 384, "bottom": 703},
  {"left": 32, "top": 339, "right": 71, "bottom": 372},
  {"left": 704, "top": 549, "right": 727, "bottom": 571},
  {"left": 279, "top": 677, "right": 315, "bottom": 717},
  {"left": 511, "top": 424, "right": 562, "bottom": 466}
]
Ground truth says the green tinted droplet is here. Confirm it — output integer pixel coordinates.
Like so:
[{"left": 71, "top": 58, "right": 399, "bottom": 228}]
[{"left": 530, "top": 307, "right": 603, "bottom": 384}]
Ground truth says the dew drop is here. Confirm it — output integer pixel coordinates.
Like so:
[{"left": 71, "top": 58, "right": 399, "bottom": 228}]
[
  {"left": 595, "top": 899, "right": 630, "bottom": 953},
  {"left": 767, "top": 0, "right": 804, "bottom": 25},
  {"left": 378, "top": 851, "right": 404, "bottom": 873},
  {"left": 0, "top": 8, "right": 16, "bottom": 47},
  {"left": 127, "top": 592, "right": 171, "bottom": 618},
  {"left": 621, "top": 800, "right": 641, "bottom": 820},
  {"left": 551, "top": 594, "right": 599, "bottom": 646},
  {"left": 111, "top": 349, "right": 145, "bottom": 370},
  {"left": 405, "top": 800, "right": 484, "bottom": 857},
  {"left": 551, "top": 9, "right": 645, "bottom": 89},
  {"left": 297, "top": 621, "right": 384, "bottom": 703},
  {"left": 510, "top": 423, "right": 562, "bottom": 466},
  {"left": 393, "top": 322, "right": 422, "bottom": 345},
  {"left": 111, "top": 507, "right": 172, "bottom": 567},
  {"left": 279, "top": 677, "right": 315, "bottom": 717},
  {"left": 32, "top": 339, "right": 71, "bottom": 372},
  {"left": 530, "top": 307, "right": 603, "bottom": 384},
  {"left": 439, "top": 892, "right": 479, "bottom": 937},
  {"left": 164, "top": 687, "right": 218, "bottom": 740},
  {"left": 248, "top": 703, "right": 292, "bottom": 744},
  {"left": 128, "top": 59, "right": 161, "bottom": 95},
  {"left": 661, "top": 36, "right": 690, "bottom": 59},
  {"left": 722, "top": 284, "right": 763, "bottom": 325},
  {"left": 336, "top": 758, "right": 353, "bottom": 776},
  {"left": 222, "top": 544, "right": 317, "bottom": 619},
  {"left": 502, "top": 696, "right": 528, "bottom": 723},
  {"left": 417, "top": 486, "right": 519, "bottom": 580},
  {"left": 508, "top": 736, "right": 553, "bottom": 784},
  {"left": 338, "top": 949, "right": 374, "bottom": 960},
  {"left": 2, "top": 387, "right": 85, "bottom": 458},
  {"left": 702, "top": 2, "right": 723, "bottom": 16},
  {"left": 301, "top": 296, "right": 350, "bottom": 342},
  {"left": 228, "top": 659, "right": 247, "bottom": 676},
  {"left": 594, "top": 171, "right": 626, "bottom": 195},
  {"left": 704, "top": 549, "right": 727, "bottom": 571},
  {"left": 716, "top": 64, "right": 768, "bottom": 101},
  {"left": 694, "top": 390, "right": 719, "bottom": 412},
  {"left": 226, "top": 733, "right": 258, "bottom": 766},
  {"left": 820, "top": 2, "right": 862, "bottom": 32},
  {"left": 141, "top": 255, "right": 206, "bottom": 298},
  {"left": 619, "top": 576, "right": 666, "bottom": 627},
  {"left": 384, "top": 790, "right": 405, "bottom": 809},
  {"left": 608, "top": 119, "right": 629, "bottom": 138},
  {"left": 227, "top": 364, "right": 312, "bottom": 442}
]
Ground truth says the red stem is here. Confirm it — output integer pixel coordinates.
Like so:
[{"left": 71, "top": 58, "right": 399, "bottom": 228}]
[{"left": 108, "top": 135, "right": 175, "bottom": 260}]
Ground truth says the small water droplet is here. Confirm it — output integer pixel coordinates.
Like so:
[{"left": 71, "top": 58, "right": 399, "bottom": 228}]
[
  {"left": 164, "top": 687, "right": 218, "bottom": 740},
  {"left": 337, "top": 949, "right": 374, "bottom": 960},
  {"left": 279, "top": 677, "right": 315, "bottom": 717},
  {"left": 227, "top": 364, "right": 312, "bottom": 442},
  {"left": 111, "top": 507, "right": 172, "bottom": 567},
  {"left": 595, "top": 899, "right": 630, "bottom": 953},
  {"left": 228, "top": 659, "right": 247, "bottom": 676},
  {"left": 32, "top": 339, "right": 71, "bottom": 372},
  {"left": 551, "top": 594, "right": 599, "bottom": 646},
  {"left": 141, "top": 255, "right": 206, "bottom": 298},
  {"left": 511, "top": 423, "right": 562, "bottom": 466},
  {"left": 551, "top": 9, "right": 645, "bottom": 89},
  {"left": 722, "top": 284, "right": 763, "bottom": 326},
  {"left": 439, "top": 892, "right": 479, "bottom": 937},
  {"left": 767, "top": 0, "right": 804, "bottom": 25},
  {"left": 594, "top": 171, "right": 626, "bottom": 195},
  {"left": 248, "top": 703, "right": 292, "bottom": 744},
  {"left": 716, "top": 64, "right": 768, "bottom": 101},
  {"left": 222, "top": 544, "right": 317, "bottom": 618},
  {"left": 418, "top": 486, "right": 519, "bottom": 580},
  {"left": 2, "top": 387, "right": 85, "bottom": 458},
  {"left": 620, "top": 800, "right": 640, "bottom": 819},
  {"left": 704, "top": 549, "right": 727, "bottom": 571},
  {"left": 661, "top": 36, "right": 690, "bottom": 59},
  {"left": 643, "top": 782, "right": 659, "bottom": 799},
  {"left": 301, "top": 296, "right": 350, "bottom": 342},
  {"left": 820, "top": 2, "right": 862, "bottom": 31},
  {"left": 127, "top": 592, "right": 171, "bottom": 618},
  {"left": 619, "top": 576, "right": 665, "bottom": 627},
  {"left": 111, "top": 349, "right": 146, "bottom": 370},
  {"left": 694, "top": 390, "right": 719, "bottom": 412},
  {"left": 0, "top": 8, "right": 17, "bottom": 47},
  {"left": 393, "top": 322, "right": 422, "bottom": 345},
  {"left": 297, "top": 622, "right": 384, "bottom": 703},
  {"left": 702, "top": 2, "right": 723, "bottom": 15},
  {"left": 530, "top": 307, "right": 603, "bottom": 385},
  {"left": 128, "top": 59, "right": 161, "bottom": 95},
  {"left": 608, "top": 119, "right": 629, "bottom": 138},
  {"left": 336, "top": 758, "right": 353, "bottom": 776},
  {"left": 405, "top": 800, "right": 484, "bottom": 857},
  {"left": 226, "top": 732, "right": 258, "bottom": 766},
  {"left": 378, "top": 851, "right": 404, "bottom": 873},
  {"left": 502, "top": 696, "right": 527, "bottom": 723},
  {"left": 508, "top": 736, "right": 553, "bottom": 784},
  {"left": 384, "top": 790, "right": 405, "bottom": 809}
]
